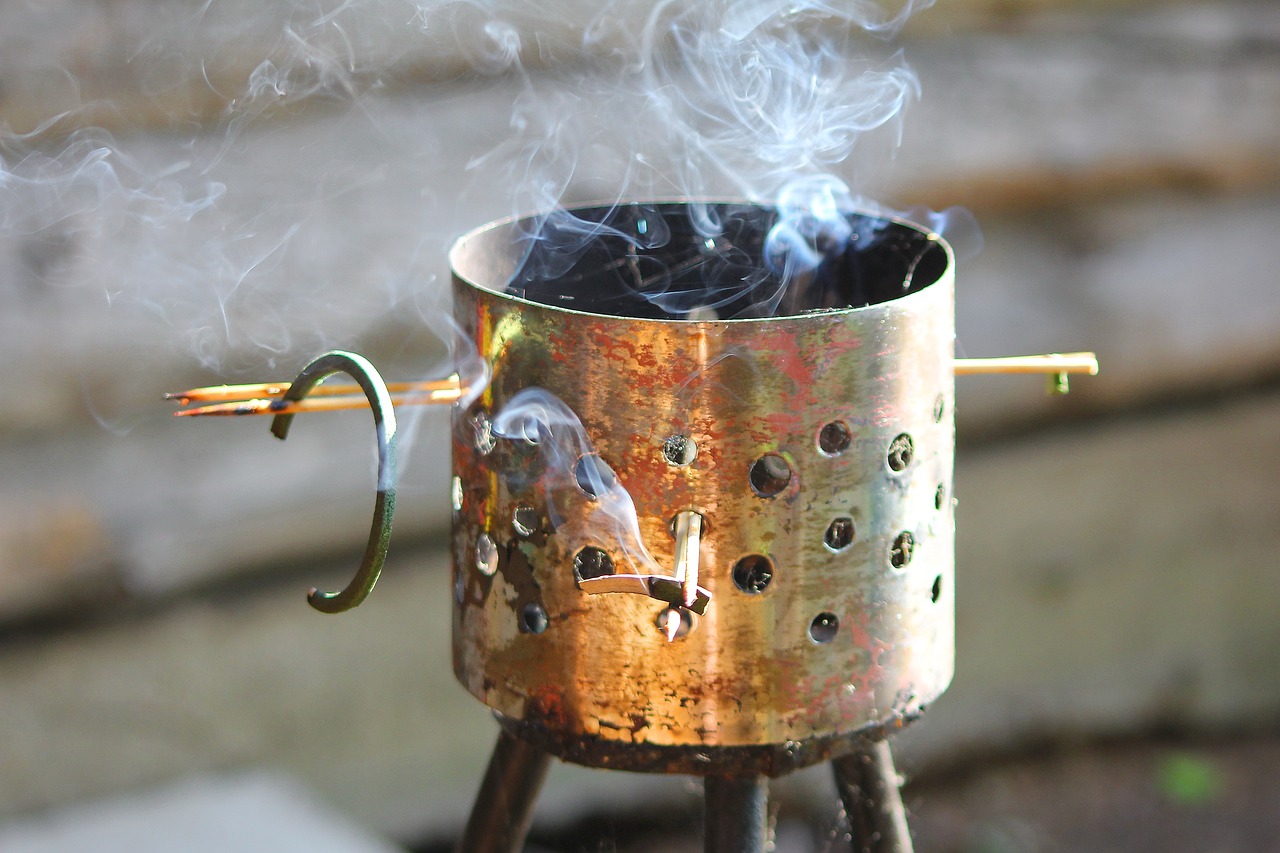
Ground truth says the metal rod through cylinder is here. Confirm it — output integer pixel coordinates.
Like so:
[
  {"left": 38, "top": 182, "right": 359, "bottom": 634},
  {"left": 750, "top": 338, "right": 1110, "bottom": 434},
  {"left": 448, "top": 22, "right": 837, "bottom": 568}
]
[
  {"left": 456, "top": 729, "right": 552, "bottom": 853},
  {"left": 832, "top": 740, "right": 914, "bottom": 853},
  {"left": 703, "top": 775, "right": 769, "bottom": 853}
]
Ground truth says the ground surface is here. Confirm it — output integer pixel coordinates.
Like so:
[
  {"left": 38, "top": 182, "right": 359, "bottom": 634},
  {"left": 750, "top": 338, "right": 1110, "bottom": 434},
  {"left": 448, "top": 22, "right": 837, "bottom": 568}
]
[{"left": 423, "top": 733, "right": 1280, "bottom": 853}]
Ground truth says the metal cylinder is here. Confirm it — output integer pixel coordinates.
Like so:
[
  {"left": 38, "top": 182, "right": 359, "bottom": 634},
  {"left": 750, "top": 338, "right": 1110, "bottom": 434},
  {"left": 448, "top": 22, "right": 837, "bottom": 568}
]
[{"left": 448, "top": 202, "right": 955, "bottom": 775}]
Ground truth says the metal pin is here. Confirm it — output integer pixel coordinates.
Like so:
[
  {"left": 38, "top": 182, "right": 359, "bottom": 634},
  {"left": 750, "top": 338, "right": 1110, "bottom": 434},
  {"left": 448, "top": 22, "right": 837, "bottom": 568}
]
[
  {"left": 573, "top": 512, "right": 712, "bottom": 623},
  {"left": 673, "top": 510, "right": 703, "bottom": 610},
  {"left": 664, "top": 510, "right": 703, "bottom": 643}
]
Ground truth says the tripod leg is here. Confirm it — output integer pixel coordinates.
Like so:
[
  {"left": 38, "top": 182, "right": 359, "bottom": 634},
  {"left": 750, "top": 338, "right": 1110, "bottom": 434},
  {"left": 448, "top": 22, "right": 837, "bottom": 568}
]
[
  {"left": 703, "top": 774, "right": 769, "bottom": 853},
  {"left": 832, "top": 740, "right": 913, "bottom": 853},
  {"left": 456, "top": 730, "right": 552, "bottom": 853}
]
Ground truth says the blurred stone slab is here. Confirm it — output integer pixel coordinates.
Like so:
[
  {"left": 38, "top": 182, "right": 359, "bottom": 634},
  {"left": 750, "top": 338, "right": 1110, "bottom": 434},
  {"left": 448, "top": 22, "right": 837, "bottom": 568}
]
[
  {"left": 0, "top": 772, "right": 401, "bottom": 853},
  {"left": 0, "top": 0, "right": 1199, "bottom": 137},
  {"left": 951, "top": 192, "right": 1280, "bottom": 435},
  {"left": 0, "top": 497, "right": 115, "bottom": 623},
  {"left": 898, "top": 4, "right": 1280, "bottom": 209},
  {"left": 0, "top": 0, "right": 611, "bottom": 136},
  {"left": 0, "top": 408, "right": 452, "bottom": 612}
]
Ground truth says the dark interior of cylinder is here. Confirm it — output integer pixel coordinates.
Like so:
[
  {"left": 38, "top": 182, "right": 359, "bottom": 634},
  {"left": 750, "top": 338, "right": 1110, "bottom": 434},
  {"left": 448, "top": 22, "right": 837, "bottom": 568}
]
[{"left": 466, "top": 202, "right": 949, "bottom": 321}]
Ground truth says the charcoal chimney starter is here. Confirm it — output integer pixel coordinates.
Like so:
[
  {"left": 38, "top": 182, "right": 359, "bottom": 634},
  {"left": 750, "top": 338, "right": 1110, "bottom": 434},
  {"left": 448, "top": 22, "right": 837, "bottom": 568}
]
[{"left": 448, "top": 201, "right": 955, "bottom": 782}]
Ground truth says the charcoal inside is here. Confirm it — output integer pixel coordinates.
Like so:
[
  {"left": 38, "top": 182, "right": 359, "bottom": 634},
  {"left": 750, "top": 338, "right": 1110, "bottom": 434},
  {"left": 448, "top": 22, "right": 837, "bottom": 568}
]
[{"left": 505, "top": 202, "right": 948, "bottom": 321}]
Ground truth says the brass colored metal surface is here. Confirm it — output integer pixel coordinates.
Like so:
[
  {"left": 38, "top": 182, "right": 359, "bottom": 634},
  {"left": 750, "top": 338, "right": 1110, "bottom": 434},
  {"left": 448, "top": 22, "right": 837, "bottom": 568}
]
[{"left": 448, "top": 203, "right": 955, "bottom": 766}]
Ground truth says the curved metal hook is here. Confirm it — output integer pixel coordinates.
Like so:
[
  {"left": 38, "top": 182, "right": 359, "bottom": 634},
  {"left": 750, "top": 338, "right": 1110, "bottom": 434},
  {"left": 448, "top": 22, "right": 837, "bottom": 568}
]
[{"left": 270, "top": 351, "right": 397, "bottom": 614}]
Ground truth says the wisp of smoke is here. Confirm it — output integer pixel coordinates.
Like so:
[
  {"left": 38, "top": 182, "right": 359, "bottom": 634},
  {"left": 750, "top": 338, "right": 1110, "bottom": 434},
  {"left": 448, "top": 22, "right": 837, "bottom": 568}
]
[
  {"left": 457, "top": 0, "right": 955, "bottom": 318},
  {"left": 0, "top": 0, "right": 965, "bottom": 578},
  {"left": 492, "top": 388, "right": 661, "bottom": 574}
]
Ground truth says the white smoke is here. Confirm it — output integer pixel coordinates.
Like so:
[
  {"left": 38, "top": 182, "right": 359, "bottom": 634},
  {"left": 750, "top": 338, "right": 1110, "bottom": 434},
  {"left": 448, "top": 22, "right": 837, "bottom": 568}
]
[{"left": 492, "top": 387, "right": 662, "bottom": 573}]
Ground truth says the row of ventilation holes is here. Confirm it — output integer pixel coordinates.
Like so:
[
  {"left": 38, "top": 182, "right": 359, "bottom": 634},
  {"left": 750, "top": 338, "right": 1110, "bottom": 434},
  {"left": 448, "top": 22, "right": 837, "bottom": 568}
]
[{"left": 473, "top": 407, "right": 950, "bottom": 640}]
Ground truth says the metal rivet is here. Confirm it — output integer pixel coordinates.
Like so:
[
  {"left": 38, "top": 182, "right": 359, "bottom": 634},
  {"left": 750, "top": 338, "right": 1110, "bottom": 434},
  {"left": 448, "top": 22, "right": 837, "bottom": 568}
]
[
  {"left": 472, "top": 412, "right": 496, "bottom": 455},
  {"left": 475, "top": 532, "right": 499, "bottom": 576},
  {"left": 512, "top": 505, "right": 537, "bottom": 538}
]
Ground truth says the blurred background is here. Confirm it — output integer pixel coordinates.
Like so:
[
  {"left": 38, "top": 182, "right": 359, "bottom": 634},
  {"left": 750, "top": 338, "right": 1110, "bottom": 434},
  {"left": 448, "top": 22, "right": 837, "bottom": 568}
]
[{"left": 1, "top": 0, "right": 1278, "bottom": 850}]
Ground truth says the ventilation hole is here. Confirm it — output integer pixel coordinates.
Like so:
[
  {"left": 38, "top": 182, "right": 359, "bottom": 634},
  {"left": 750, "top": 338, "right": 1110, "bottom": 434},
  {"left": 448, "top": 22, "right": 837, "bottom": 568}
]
[
  {"left": 662, "top": 434, "right": 697, "bottom": 466},
  {"left": 818, "top": 421, "right": 852, "bottom": 456},
  {"left": 933, "top": 394, "right": 946, "bottom": 424},
  {"left": 824, "top": 517, "right": 855, "bottom": 552},
  {"left": 935, "top": 484, "right": 946, "bottom": 511},
  {"left": 732, "top": 554, "right": 774, "bottom": 594},
  {"left": 890, "top": 532, "right": 915, "bottom": 569},
  {"left": 931, "top": 575, "right": 943, "bottom": 604},
  {"left": 887, "top": 434, "right": 914, "bottom": 472},
  {"left": 574, "top": 453, "right": 617, "bottom": 498},
  {"left": 521, "top": 603, "right": 549, "bottom": 634},
  {"left": 472, "top": 412, "right": 496, "bottom": 455},
  {"left": 809, "top": 612, "right": 839, "bottom": 643},
  {"left": 451, "top": 476, "right": 464, "bottom": 513},
  {"left": 475, "top": 533, "right": 499, "bottom": 576},
  {"left": 512, "top": 505, "right": 537, "bottom": 538},
  {"left": 573, "top": 547, "right": 614, "bottom": 581},
  {"left": 655, "top": 607, "right": 695, "bottom": 640},
  {"left": 749, "top": 453, "right": 792, "bottom": 497}
]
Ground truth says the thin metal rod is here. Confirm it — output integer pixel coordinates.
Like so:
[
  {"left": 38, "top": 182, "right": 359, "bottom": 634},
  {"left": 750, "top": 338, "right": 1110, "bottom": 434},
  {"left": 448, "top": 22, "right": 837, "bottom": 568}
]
[
  {"left": 704, "top": 775, "right": 768, "bottom": 853},
  {"left": 832, "top": 741, "right": 913, "bottom": 853},
  {"left": 456, "top": 730, "right": 551, "bottom": 853}
]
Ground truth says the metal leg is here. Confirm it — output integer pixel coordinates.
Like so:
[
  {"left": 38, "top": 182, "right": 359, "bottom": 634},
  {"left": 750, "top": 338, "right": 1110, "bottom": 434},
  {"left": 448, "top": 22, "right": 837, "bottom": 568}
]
[
  {"left": 703, "top": 774, "right": 769, "bottom": 853},
  {"left": 832, "top": 740, "right": 913, "bottom": 853},
  {"left": 456, "top": 730, "right": 552, "bottom": 853}
]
